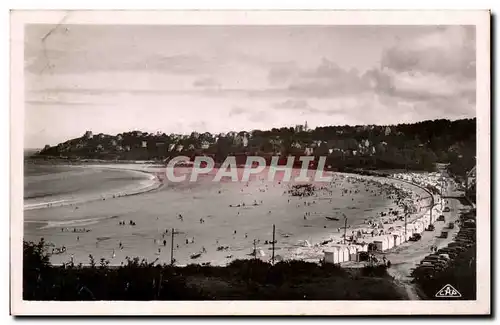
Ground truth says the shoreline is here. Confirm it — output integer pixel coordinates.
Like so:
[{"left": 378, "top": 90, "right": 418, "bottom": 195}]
[{"left": 23, "top": 165, "right": 163, "bottom": 211}]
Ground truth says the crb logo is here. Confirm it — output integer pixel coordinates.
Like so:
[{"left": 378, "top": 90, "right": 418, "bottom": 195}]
[{"left": 435, "top": 284, "right": 462, "bottom": 298}]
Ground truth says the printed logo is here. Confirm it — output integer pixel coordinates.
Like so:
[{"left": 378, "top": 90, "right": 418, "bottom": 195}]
[{"left": 435, "top": 284, "right": 462, "bottom": 298}]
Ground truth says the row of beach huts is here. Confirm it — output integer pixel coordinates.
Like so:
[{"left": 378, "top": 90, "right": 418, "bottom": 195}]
[{"left": 323, "top": 201, "right": 440, "bottom": 265}]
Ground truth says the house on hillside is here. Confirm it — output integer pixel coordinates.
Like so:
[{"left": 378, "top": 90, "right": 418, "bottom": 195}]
[
  {"left": 84, "top": 131, "right": 93, "bottom": 139},
  {"left": 201, "top": 141, "right": 210, "bottom": 150},
  {"left": 141, "top": 141, "right": 147, "bottom": 148}
]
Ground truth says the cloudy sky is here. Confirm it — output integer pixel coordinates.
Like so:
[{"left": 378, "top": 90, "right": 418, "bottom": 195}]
[{"left": 24, "top": 25, "right": 476, "bottom": 148}]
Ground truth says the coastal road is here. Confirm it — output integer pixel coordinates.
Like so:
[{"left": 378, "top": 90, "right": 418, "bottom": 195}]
[{"left": 383, "top": 179, "right": 466, "bottom": 300}]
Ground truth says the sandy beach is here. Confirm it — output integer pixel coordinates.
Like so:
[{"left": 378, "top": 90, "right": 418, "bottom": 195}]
[{"left": 24, "top": 164, "right": 432, "bottom": 267}]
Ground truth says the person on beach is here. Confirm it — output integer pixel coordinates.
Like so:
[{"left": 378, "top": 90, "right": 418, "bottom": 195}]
[{"left": 163, "top": 239, "right": 166, "bottom": 246}]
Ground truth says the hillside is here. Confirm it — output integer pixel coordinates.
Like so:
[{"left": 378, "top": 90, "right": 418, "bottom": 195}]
[{"left": 32, "top": 118, "right": 476, "bottom": 174}]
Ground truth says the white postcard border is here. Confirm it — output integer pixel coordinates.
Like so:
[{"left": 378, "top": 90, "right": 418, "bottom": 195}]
[{"left": 10, "top": 9, "right": 491, "bottom": 315}]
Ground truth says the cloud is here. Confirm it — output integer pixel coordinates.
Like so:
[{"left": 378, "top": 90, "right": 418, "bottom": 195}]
[
  {"left": 273, "top": 99, "right": 309, "bottom": 110},
  {"left": 268, "top": 63, "right": 300, "bottom": 85},
  {"left": 193, "top": 77, "right": 221, "bottom": 89},
  {"left": 381, "top": 26, "right": 475, "bottom": 79},
  {"left": 228, "top": 106, "right": 246, "bottom": 117},
  {"left": 366, "top": 26, "right": 476, "bottom": 107},
  {"left": 267, "top": 59, "right": 371, "bottom": 98}
]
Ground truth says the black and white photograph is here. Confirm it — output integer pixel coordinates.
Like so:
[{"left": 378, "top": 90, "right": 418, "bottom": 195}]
[{"left": 10, "top": 10, "right": 490, "bottom": 315}]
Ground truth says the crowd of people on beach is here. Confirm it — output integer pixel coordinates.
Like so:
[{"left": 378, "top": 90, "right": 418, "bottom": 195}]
[{"left": 44, "top": 169, "right": 439, "bottom": 267}]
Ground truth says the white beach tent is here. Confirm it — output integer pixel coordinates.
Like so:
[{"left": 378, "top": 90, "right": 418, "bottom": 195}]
[
  {"left": 372, "top": 236, "right": 390, "bottom": 251},
  {"left": 323, "top": 249, "right": 340, "bottom": 264},
  {"left": 355, "top": 243, "right": 369, "bottom": 252},
  {"left": 402, "top": 230, "right": 412, "bottom": 242},
  {"left": 387, "top": 235, "right": 395, "bottom": 249},
  {"left": 332, "top": 245, "right": 350, "bottom": 262},
  {"left": 323, "top": 250, "right": 334, "bottom": 264},
  {"left": 392, "top": 233, "right": 402, "bottom": 246},
  {"left": 406, "top": 223, "right": 416, "bottom": 234},
  {"left": 347, "top": 245, "right": 358, "bottom": 261},
  {"left": 412, "top": 221, "right": 424, "bottom": 234}
]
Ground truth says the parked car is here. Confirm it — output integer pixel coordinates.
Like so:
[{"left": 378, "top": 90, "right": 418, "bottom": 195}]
[
  {"left": 437, "top": 249, "right": 458, "bottom": 259},
  {"left": 409, "top": 233, "right": 422, "bottom": 241}
]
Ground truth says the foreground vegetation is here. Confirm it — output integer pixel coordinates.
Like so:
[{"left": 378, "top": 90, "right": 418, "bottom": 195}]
[{"left": 24, "top": 240, "right": 404, "bottom": 300}]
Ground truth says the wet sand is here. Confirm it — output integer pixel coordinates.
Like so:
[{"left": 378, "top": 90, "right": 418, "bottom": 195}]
[{"left": 24, "top": 164, "right": 161, "bottom": 210}]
